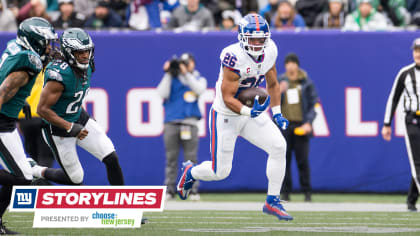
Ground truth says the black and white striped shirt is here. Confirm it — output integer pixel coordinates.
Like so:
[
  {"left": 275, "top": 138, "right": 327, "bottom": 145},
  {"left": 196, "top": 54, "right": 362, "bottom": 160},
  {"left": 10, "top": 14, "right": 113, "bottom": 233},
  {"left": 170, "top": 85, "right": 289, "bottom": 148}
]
[{"left": 384, "top": 63, "right": 420, "bottom": 126}]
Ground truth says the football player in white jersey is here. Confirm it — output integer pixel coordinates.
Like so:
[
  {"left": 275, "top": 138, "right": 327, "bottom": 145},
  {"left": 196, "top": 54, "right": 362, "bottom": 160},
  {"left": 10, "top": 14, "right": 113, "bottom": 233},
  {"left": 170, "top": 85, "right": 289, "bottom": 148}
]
[{"left": 177, "top": 13, "right": 293, "bottom": 221}]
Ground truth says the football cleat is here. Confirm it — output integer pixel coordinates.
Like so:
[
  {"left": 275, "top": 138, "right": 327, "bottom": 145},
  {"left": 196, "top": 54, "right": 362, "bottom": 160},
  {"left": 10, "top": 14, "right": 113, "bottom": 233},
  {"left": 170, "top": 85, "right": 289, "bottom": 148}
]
[
  {"left": 263, "top": 196, "right": 293, "bottom": 221},
  {"left": 176, "top": 161, "right": 196, "bottom": 200}
]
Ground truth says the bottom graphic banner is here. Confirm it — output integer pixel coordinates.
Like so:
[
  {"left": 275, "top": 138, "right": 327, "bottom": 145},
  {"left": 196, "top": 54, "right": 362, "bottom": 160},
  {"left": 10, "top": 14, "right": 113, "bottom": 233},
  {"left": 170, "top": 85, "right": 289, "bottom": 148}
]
[
  {"left": 33, "top": 209, "right": 143, "bottom": 228},
  {"left": 10, "top": 186, "right": 166, "bottom": 228}
]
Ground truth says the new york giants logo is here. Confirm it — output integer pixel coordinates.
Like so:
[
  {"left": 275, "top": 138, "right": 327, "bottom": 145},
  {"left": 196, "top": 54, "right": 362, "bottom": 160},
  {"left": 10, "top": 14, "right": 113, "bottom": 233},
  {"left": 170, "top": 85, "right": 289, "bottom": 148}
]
[{"left": 12, "top": 189, "right": 37, "bottom": 209}]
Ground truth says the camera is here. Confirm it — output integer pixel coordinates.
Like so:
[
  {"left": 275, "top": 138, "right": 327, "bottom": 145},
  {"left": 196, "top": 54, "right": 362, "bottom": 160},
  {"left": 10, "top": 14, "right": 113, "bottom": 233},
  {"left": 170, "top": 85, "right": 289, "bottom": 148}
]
[{"left": 168, "top": 56, "right": 189, "bottom": 77}]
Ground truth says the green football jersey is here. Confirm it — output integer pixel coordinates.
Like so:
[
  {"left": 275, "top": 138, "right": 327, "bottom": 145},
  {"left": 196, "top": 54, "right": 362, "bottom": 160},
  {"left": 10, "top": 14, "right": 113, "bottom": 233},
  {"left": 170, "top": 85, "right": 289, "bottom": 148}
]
[
  {"left": 44, "top": 60, "right": 92, "bottom": 123},
  {"left": 0, "top": 39, "right": 43, "bottom": 118}
]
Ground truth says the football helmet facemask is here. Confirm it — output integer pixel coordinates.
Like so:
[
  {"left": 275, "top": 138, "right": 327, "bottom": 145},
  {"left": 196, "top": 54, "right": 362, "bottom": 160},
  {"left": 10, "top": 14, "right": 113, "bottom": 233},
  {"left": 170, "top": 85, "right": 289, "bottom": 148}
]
[
  {"left": 237, "top": 14, "right": 271, "bottom": 57},
  {"left": 60, "top": 28, "right": 94, "bottom": 70}
]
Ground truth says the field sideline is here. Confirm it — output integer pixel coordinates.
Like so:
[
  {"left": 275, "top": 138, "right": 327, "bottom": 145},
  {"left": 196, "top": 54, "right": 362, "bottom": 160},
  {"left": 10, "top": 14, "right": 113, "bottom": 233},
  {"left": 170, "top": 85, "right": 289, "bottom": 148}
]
[{"left": 4, "top": 193, "right": 420, "bottom": 235}]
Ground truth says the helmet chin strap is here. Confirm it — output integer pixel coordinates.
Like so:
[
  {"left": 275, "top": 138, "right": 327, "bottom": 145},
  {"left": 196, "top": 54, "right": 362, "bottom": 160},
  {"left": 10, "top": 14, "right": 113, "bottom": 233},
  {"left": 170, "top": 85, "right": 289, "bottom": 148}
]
[{"left": 71, "top": 50, "right": 92, "bottom": 70}]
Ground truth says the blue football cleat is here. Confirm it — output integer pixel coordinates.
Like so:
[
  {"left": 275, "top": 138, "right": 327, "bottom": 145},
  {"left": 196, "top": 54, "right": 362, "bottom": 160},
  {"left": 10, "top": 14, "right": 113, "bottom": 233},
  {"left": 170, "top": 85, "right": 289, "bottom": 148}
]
[
  {"left": 263, "top": 196, "right": 293, "bottom": 221},
  {"left": 176, "top": 161, "right": 196, "bottom": 200}
]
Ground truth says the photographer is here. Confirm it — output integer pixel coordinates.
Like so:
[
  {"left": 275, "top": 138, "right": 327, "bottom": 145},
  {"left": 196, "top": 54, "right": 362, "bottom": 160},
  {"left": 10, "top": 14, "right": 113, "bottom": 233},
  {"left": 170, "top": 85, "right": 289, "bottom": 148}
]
[{"left": 157, "top": 53, "right": 207, "bottom": 201}]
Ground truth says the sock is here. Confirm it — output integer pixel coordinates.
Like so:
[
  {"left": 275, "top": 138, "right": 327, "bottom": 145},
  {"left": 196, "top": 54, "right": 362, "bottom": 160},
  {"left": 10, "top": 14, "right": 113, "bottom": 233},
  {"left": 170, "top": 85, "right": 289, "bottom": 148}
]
[
  {"left": 102, "top": 152, "right": 124, "bottom": 185},
  {"left": 32, "top": 165, "right": 47, "bottom": 178},
  {"left": 266, "top": 195, "right": 279, "bottom": 203},
  {"left": 44, "top": 168, "right": 78, "bottom": 185}
]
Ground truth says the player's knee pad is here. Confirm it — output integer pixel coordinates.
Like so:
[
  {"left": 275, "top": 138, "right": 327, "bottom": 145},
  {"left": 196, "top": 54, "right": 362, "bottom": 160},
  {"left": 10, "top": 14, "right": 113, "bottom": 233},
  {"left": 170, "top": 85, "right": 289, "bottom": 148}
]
[
  {"left": 102, "top": 151, "right": 120, "bottom": 167},
  {"left": 67, "top": 168, "right": 84, "bottom": 185}
]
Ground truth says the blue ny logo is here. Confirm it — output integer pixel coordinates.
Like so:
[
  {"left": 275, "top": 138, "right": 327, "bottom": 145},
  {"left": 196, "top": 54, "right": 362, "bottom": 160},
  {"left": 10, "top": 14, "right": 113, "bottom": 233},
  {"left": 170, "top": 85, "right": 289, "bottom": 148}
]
[{"left": 13, "top": 189, "right": 37, "bottom": 209}]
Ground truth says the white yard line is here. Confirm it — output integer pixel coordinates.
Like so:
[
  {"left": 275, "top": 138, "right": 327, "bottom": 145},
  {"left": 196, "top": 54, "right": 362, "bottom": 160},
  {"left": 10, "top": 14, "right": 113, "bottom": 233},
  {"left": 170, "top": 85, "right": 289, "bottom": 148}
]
[{"left": 164, "top": 201, "right": 411, "bottom": 212}]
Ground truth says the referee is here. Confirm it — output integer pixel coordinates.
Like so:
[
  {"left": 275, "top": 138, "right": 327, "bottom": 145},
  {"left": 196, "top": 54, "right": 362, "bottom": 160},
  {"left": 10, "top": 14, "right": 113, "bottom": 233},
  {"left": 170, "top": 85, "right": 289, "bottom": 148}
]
[{"left": 382, "top": 38, "right": 420, "bottom": 212}]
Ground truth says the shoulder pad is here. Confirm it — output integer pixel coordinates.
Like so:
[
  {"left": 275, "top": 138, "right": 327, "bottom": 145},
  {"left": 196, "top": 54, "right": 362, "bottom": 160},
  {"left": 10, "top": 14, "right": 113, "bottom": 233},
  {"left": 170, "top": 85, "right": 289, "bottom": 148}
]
[
  {"left": 27, "top": 53, "right": 43, "bottom": 71},
  {"left": 46, "top": 68, "right": 63, "bottom": 82}
]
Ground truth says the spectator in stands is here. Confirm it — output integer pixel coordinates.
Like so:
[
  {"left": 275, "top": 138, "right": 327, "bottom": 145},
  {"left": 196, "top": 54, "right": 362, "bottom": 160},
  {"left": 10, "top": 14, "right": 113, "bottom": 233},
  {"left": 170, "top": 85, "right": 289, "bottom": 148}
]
[
  {"left": 200, "top": 0, "right": 219, "bottom": 24},
  {"left": 52, "top": 0, "right": 85, "bottom": 29},
  {"left": 73, "top": 0, "right": 100, "bottom": 19},
  {"left": 84, "top": 0, "right": 123, "bottom": 28},
  {"left": 278, "top": 53, "right": 318, "bottom": 202},
  {"left": 17, "top": 0, "right": 51, "bottom": 23},
  {"left": 343, "top": 0, "right": 389, "bottom": 30},
  {"left": 126, "top": 0, "right": 161, "bottom": 30},
  {"left": 407, "top": 0, "right": 420, "bottom": 15},
  {"left": 295, "top": 0, "right": 328, "bottom": 27},
  {"left": 313, "top": 0, "right": 346, "bottom": 28},
  {"left": 159, "top": 0, "right": 180, "bottom": 28},
  {"left": 218, "top": 9, "right": 241, "bottom": 31},
  {"left": 260, "top": 0, "right": 280, "bottom": 24},
  {"left": 46, "top": 0, "right": 58, "bottom": 11},
  {"left": 348, "top": 0, "right": 410, "bottom": 26},
  {"left": 167, "top": 0, "right": 215, "bottom": 31},
  {"left": 0, "top": 0, "right": 17, "bottom": 31},
  {"left": 272, "top": 0, "right": 306, "bottom": 29},
  {"left": 217, "top": 0, "right": 259, "bottom": 16},
  {"left": 109, "top": 0, "right": 130, "bottom": 21},
  {"left": 157, "top": 53, "right": 207, "bottom": 201}
]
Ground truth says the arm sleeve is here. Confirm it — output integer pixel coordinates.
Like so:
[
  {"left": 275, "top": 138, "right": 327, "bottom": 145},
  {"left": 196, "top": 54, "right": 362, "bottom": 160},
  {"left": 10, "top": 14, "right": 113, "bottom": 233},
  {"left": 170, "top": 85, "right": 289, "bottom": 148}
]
[
  {"left": 383, "top": 67, "right": 408, "bottom": 126},
  {"left": 156, "top": 73, "right": 172, "bottom": 99},
  {"left": 185, "top": 71, "right": 207, "bottom": 95}
]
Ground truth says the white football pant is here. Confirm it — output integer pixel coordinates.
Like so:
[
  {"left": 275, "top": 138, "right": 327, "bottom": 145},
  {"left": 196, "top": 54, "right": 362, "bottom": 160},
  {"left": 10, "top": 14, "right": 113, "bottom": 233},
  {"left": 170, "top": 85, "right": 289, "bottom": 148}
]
[
  {"left": 42, "top": 118, "right": 115, "bottom": 184},
  {"left": 0, "top": 129, "right": 33, "bottom": 180},
  {"left": 191, "top": 108, "right": 286, "bottom": 196}
]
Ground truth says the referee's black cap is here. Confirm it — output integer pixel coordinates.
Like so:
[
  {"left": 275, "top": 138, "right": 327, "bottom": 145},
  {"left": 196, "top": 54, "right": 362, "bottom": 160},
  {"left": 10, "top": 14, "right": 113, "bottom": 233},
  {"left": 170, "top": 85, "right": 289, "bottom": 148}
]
[{"left": 412, "top": 38, "right": 420, "bottom": 49}]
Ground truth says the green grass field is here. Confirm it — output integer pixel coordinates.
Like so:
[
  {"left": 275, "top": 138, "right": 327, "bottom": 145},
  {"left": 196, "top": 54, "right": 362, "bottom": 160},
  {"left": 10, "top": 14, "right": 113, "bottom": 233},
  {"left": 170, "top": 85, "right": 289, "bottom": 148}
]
[{"left": 4, "top": 193, "right": 420, "bottom": 236}]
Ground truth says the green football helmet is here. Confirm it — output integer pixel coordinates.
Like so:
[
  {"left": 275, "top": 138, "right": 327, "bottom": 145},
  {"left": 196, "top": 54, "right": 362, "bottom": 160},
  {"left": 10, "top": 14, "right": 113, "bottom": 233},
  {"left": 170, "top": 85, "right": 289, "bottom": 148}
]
[
  {"left": 60, "top": 28, "right": 94, "bottom": 70},
  {"left": 17, "top": 17, "right": 57, "bottom": 58}
]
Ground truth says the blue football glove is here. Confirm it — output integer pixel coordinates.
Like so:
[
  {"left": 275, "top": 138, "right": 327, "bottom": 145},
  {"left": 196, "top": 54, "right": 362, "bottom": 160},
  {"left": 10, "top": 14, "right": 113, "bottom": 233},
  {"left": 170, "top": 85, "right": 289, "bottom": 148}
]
[
  {"left": 251, "top": 95, "right": 271, "bottom": 118},
  {"left": 273, "top": 113, "right": 289, "bottom": 130}
]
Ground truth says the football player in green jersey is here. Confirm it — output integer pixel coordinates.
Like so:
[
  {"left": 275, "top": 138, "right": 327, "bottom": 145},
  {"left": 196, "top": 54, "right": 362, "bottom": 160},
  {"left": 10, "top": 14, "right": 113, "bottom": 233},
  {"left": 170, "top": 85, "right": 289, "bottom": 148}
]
[
  {"left": 0, "top": 17, "right": 57, "bottom": 235},
  {"left": 31, "top": 28, "right": 124, "bottom": 187}
]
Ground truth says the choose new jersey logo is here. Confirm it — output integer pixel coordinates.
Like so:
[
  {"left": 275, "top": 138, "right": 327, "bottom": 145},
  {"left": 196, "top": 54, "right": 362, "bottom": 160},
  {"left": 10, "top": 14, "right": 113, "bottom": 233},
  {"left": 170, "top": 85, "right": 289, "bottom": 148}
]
[{"left": 12, "top": 189, "right": 37, "bottom": 209}]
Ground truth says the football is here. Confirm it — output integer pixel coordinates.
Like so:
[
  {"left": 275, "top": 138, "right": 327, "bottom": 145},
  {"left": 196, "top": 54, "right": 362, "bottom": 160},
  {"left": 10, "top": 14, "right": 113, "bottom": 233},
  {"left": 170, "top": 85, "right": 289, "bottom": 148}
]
[{"left": 237, "top": 87, "right": 268, "bottom": 107}]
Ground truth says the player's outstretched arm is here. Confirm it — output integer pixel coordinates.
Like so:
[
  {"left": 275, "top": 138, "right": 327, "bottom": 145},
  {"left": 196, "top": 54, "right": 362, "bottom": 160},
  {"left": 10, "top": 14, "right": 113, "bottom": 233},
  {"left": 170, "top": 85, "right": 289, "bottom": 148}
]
[
  {"left": 221, "top": 67, "right": 243, "bottom": 114},
  {"left": 0, "top": 71, "right": 29, "bottom": 110}
]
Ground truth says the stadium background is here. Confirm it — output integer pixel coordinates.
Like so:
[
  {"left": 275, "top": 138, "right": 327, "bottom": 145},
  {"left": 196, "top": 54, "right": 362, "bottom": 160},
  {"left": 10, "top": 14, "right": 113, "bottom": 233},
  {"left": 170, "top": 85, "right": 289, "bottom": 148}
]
[{"left": 0, "top": 31, "right": 415, "bottom": 193}]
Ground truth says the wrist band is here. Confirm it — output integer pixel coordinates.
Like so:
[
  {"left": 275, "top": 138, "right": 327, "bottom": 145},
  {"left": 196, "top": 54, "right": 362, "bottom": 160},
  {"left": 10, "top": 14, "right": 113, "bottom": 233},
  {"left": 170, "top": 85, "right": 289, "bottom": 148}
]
[
  {"left": 271, "top": 105, "right": 281, "bottom": 115},
  {"left": 66, "top": 123, "right": 74, "bottom": 133},
  {"left": 240, "top": 106, "right": 251, "bottom": 116}
]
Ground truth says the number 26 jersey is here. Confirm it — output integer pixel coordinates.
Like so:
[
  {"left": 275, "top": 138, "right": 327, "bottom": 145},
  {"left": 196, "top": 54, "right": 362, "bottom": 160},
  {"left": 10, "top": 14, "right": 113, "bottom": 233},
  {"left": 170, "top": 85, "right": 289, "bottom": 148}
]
[{"left": 212, "top": 39, "right": 278, "bottom": 116}]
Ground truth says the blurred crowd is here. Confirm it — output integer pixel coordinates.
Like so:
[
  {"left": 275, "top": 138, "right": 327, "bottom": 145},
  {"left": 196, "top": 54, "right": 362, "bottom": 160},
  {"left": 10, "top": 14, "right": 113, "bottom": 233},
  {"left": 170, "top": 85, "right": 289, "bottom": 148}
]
[{"left": 1, "top": 0, "right": 420, "bottom": 32}]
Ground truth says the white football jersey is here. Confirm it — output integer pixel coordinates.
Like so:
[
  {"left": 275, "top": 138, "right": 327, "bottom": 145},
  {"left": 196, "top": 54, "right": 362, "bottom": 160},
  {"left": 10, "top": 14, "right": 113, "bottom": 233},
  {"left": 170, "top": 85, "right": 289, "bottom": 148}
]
[{"left": 212, "top": 39, "right": 278, "bottom": 115}]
